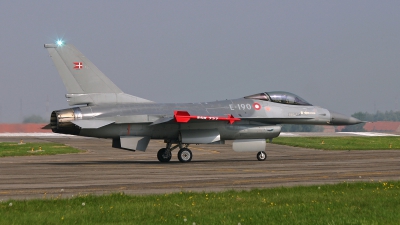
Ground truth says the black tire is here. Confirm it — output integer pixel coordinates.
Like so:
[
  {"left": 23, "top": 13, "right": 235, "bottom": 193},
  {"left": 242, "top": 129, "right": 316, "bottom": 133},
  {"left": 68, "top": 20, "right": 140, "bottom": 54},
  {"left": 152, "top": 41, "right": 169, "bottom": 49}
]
[
  {"left": 157, "top": 148, "right": 171, "bottom": 162},
  {"left": 177, "top": 148, "right": 192, "bottom": 163},
  {"left": 257, "top": 151, "right": 267, "bottom": 161}
]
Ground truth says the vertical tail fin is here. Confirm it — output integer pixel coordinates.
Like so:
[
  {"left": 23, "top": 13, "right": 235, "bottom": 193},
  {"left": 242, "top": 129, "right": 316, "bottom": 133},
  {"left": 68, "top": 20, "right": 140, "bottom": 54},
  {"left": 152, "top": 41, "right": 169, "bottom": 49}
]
[{"left": 44, "top": 43, "right": 152, "bottom": 106}]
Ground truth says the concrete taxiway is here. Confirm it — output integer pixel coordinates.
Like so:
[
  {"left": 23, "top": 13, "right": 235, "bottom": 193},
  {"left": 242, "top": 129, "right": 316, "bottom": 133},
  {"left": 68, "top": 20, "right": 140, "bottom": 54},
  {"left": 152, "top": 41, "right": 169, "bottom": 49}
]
[{"left": 1, "top": 135, "right": 400, "bottom": 200}]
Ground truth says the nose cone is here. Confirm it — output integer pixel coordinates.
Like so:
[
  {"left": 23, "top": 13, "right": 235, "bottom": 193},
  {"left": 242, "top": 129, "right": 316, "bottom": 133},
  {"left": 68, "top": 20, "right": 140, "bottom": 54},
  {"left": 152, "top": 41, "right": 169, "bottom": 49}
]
[{"left": 329, "top": 111, "right": 362, "bottom": 125}]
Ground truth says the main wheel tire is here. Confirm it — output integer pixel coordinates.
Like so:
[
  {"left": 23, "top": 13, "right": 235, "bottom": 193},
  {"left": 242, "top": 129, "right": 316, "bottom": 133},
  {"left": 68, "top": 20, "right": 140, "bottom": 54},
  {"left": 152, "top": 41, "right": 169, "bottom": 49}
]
[
  {"left": 257, "top": 151, "right": 267, "bottom": 161},
  {"left": 177, "top": 148, "right": 192, "bottom": 163},
  {"left": 157, "top": 148, "right": 171, "bottom": 162}
]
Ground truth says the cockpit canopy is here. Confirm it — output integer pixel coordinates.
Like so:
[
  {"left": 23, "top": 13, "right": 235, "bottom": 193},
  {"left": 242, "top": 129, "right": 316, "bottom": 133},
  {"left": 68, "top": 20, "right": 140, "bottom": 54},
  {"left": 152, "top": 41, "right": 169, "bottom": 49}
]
[{"left": 244, "top": 91, "right": 312, "bottom": 106}]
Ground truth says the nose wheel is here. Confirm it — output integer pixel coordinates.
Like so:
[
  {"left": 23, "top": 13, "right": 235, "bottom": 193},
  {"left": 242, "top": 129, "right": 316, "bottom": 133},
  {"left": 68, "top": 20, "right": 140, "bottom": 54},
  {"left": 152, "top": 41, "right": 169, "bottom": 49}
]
[{"left": 257, "top": 151, "right": 267, "bottom": 161}]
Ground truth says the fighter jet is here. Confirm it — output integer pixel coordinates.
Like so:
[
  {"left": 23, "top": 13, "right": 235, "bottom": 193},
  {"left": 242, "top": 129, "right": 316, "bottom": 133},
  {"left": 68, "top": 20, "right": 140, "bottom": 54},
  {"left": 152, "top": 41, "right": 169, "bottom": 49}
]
[{"left": 44, "top": 41, "right": 362, "bottom": 163}]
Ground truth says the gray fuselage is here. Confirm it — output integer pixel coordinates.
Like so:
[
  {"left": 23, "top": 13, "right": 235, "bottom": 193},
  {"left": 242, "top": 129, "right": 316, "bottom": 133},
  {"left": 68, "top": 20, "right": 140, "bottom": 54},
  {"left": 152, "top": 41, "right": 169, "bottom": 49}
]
[{"left": 53, "top": 97, "right": 332, "bottom": 142}]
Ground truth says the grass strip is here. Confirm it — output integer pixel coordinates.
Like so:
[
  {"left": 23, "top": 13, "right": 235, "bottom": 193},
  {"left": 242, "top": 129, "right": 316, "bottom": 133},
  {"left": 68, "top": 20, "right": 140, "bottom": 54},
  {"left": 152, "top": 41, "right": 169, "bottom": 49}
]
[
  {"left": 273, "top": 136, "right": 400, "bottom": 150},
  {"left": 1, "top": 181, "right": 399, "bottom": 224},
  {"left": 0, "top": 142, "right": 81, "bottom": 157}
]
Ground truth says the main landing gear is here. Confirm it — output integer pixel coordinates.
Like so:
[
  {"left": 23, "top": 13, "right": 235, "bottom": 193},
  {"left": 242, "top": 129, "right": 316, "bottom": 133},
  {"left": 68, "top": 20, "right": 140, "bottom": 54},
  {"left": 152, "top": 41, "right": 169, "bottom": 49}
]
[
  {"left": 157, "top": 142, "right": 192, "bottom": 163},
  {"left": 157, "top": 142, "right": 267, "bottom": 162},
  {"left": 257, "top": 151, "right": 267, "bottom": 161}
]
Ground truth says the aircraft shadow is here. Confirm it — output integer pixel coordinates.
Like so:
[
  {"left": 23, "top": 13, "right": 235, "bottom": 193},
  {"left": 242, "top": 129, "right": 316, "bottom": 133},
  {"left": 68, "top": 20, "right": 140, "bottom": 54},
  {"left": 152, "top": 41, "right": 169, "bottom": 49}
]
[{"left": 40, "top": 158, "right": 259, "bottom": 166}]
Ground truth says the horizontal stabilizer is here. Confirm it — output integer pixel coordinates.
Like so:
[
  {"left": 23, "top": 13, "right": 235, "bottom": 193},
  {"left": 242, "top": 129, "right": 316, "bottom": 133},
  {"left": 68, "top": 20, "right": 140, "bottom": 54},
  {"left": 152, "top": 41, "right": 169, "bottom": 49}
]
[
  {"left": 41, "top": 124, "right": 52, "bottom": 129},
  {"left": 112, "top": 136, "right": 150, "bottom": 152},
  {"left": 71, "top": 120, "right": 114, "bottom": 129},
  {"left": 174, "top": 111, "right": 240, "bottom": 124}
]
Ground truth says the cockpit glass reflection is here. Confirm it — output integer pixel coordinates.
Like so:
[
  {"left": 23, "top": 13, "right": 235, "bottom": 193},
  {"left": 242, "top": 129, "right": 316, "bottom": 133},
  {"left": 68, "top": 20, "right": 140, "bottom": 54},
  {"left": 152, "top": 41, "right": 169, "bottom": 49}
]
[
  {"left": 244, "top": 92, "right": 312, "bottom": 106},
  {"left": 243, "top": 93, "right": 269, "bottom": 101},
  {"left": 267, "top": 92, "right": 312, "bottom": 105}
]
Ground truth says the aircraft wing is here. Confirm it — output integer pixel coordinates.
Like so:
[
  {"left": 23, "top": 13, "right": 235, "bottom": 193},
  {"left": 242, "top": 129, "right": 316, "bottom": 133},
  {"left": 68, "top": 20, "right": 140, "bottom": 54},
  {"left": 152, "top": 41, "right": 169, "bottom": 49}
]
[{"left": 150, "top": 117, "right": 175, "bottom": 126}]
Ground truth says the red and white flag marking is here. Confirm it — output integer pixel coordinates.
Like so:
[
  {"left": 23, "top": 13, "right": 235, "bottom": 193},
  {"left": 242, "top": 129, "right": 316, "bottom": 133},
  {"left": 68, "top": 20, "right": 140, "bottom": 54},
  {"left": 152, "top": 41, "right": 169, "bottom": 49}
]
[{"left": 73, "top": 62, "right": 83, "bottom": 70}]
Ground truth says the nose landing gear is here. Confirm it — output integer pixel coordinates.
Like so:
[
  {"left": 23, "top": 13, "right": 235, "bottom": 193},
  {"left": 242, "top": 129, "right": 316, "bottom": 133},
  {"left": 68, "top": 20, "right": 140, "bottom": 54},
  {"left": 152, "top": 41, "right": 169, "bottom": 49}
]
[{"left": 257, "top": 151, "right": 267, "bottom": 161}]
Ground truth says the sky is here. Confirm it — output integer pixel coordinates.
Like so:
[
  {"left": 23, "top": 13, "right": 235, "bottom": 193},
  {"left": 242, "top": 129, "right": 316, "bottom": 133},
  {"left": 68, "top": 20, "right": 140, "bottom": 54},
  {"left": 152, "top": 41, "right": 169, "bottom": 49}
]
[{"left": 0, "top": 1, "right": 399, "bottom": 123}]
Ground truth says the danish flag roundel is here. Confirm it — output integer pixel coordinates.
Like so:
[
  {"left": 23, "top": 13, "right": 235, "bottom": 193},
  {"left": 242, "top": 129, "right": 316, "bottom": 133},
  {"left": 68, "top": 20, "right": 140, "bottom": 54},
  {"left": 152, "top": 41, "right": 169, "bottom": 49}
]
[
  {"left": 253, "top": 103, "right": 261, "bottom": 110},
  {"left": 73, "top": 62, "right": 83, "bottom": 70}
]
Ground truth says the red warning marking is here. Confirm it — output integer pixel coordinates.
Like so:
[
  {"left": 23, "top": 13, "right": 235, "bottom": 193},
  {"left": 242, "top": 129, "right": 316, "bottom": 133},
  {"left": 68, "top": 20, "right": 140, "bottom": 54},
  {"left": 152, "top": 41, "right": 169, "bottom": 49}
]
[{"left": 174, "top": 111, "right": 240, "bottom": 124}]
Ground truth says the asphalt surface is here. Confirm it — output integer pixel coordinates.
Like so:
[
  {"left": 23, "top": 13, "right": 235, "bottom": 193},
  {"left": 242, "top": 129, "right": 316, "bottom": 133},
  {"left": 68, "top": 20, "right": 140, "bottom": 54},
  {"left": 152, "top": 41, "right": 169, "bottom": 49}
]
[{"left": 1, "top": 135, "right": 400, "bottom": 200}]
